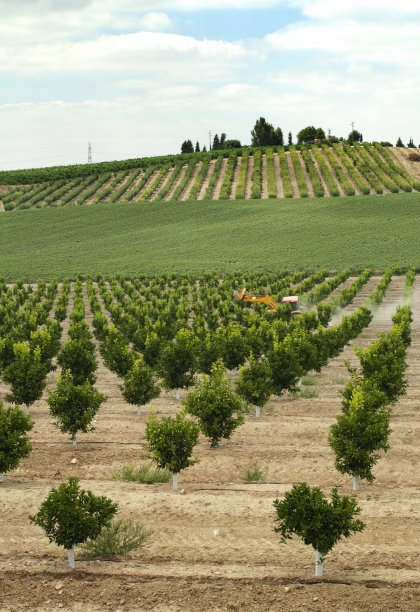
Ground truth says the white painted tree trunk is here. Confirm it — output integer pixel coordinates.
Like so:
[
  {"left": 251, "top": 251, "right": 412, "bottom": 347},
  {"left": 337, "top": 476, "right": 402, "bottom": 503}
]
[
  {"left": 72, "top": 435, "right": 77, "bottom": 447},
  {"left": 297, "top": 379, "right": 302, "bottom": 388},
  {"left": 315, "top": 550, "right": 324, "bottom": 576},
  {"left": 0, "top": 473, "right": 3, "bottom": 483},
  {"left": 175, "top": 389, "right": 180, "bottom": 400},
  {"left": 172, "top": 473, "right": 178, "bottom": 491},
  {"left": 255, "top": 406, "right": 261, "bottom": 418},
  {"left": 353, "top": 475, "right": 360, "bottom": 491},
  {"left": 67, "top": 547, "right": 75, "bottom": 569},
  {"left": 25, "top": 405, "right": 30, "bottom": 416},
  {"left": 137, "top": 404, "right": 142, "bottom": 416}
]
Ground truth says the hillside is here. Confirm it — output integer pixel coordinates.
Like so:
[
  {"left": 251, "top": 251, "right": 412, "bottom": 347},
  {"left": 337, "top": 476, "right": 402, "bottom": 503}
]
[
  {"left": 1, "top": 192, "right": 419, "bottom": 280},
  {"left": 1, "top": 143, "right": 419, "bottom": 211}
]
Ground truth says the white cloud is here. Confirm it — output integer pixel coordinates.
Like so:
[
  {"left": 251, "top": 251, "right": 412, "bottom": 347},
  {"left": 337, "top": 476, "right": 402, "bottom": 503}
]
[
  {"left": 298, "top": 0, "right": 420, "bottom": 22},
  {"left": 138, "top": 12, "right": 174, "bottom": 32},
  {"left": 265, "top": 21, "right": 420, "bottom": 67},
  {"left": 0, "top": 31, "right": 248, "bottom": 75}
]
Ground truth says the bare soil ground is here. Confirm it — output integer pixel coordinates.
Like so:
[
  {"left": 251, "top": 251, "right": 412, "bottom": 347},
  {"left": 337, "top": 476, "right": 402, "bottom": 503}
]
[
  {"left": 229, "top": 157, "right": 242, "bottom": 200},
  {"left": 149, "top": 168, "right": 175, "bottom": 202},
  {"left": 388, "top": 148, "right": 420, "bottom": 179},
  {"left": 296, "top": 152, "right": 315, "bottom": 198},
  {"left": 212, "top": 158, "right": 229, "bottom": 201},
  {"left": 180, "top": 162, "right": 202, "bottom": 202},
  {"left": 244, "top": 155, "right": 254, "bottom": 200},
  {"left": 197, "top": 161, "right": 216, "bottom": 201},
  {"left": 273, "top": 153, "right": 284, "bottom": 199},
  {"left": 0, "top": 279, "right": 419, "bottom": 611}
]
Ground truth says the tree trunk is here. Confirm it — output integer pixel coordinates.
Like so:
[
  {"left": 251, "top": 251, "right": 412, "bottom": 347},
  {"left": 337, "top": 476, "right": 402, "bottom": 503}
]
[
  {"left": 172, "top": 473, "right": 178, "bottom": 491},
  {"left": 67, "top": 547, "right": 75, "bottom": 569},
  {"left": 0, "top": 473, "right": 3, "bottom": 483},
  {"left": 25, "top": 405, "right": 30, "bottom": 416},
  {"left": 353, "top": 475, "right": 360, "bottom": 491},
  {"left": 315, "top": 550, "right": 324, "bottom": 576},
  {"left": 72, "top": 435, "right": 77, "bottom": 447},
  {"left": 255, "top": 406, "right": 261, "bottom": 418},
  {"left": 175, "top": 389, "right": 180, "bottom": 400},
  {"left": 137, "top": 404, "right": 142, "bottom": 416}
]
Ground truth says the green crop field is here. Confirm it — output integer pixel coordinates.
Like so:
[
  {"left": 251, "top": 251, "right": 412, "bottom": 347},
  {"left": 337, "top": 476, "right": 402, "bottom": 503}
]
[{"left": 1, "top": 192, "right": 419, "bottom": 280}]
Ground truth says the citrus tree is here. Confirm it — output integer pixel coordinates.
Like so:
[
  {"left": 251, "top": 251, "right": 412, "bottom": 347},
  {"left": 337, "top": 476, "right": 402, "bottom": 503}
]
[
  {"left": 47, "top": 370, "right": 107, "bottom": 446},
  {"left": 183, "top": 360, "right": 245, "bottom": 447},
  {"left": 274, "top": 482, "right": 365, "bottom": 576},
  {"left": 145, "top": 409, "right": 200, "bottom": 490},
  {"left": 0, "top": 402, "right": 33, "bottom": 483},
  {"left": 2, "top": 343, "right": 48, "bottom": 415},
  {"left": 29, "top": 477, "right": 118, "bottom": 568},
  {"left": 120, "top": 355, "right": 161, "bottom": 415}
]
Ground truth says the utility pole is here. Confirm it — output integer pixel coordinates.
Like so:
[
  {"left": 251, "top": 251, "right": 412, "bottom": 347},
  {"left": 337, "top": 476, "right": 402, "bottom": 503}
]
[
  {"left": 88, "top": 142, "right": 92, "bottom": 164},
  {"left": 209, "top": 130, "right": 212, "bottom": 151},
  {"left": 351, "top": 122, "right": 355, "bottom": 132}
]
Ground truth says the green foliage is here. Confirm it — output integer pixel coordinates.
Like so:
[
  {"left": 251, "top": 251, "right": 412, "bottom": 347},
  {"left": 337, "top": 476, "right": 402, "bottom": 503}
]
[
  {"left": 300, "top": 147, "right": 324, "bottom": 197},
  {"left": 158, "top": 328, "right": 197, "bottom": 391},
  {"left": 297, "top": 126, "right": 317, "bottom": 144},
  {"left": 181, "top": 140, "right": 194, "bottom": 154},
  {"left": 289, "top": 147, "right": 308, "bottom": 198},
  {"left": 277, "top": 148, "right": 293, "bottom": 197},
  {"left": 113, "top": 461, "right": 171, "bottom": 484},
  {"left": 99, "top": 325, "right": 136, "bottom": 378},
  {"left": 183, "top": 360, "right": 245, "bottom": 447},
  {"left": 80, "top": 518, "right": 153, "bottom": 557},
  {"left": 243, "top": 460, "right": 264, "bottom": 481},
  {"left": 2, "top": 343, "right": 48, "bottom": 408},
  {"left": 0, "top": 402, "right": 33, "bottom": 475},
  {"left": 356, "top": 326, "right": 408, "bottom": 404},
  {"left": 236, "top": 354, "right": 272, "bottom": 408},
  {"left": 29, "top": 477, "right": 118, "bottom": 550},
  {"left": 251, "top": 117, "right": 283, "bottom": 146},
  {"left": 267, "top": 334, "right": 303, "bottom": 396},
  {"left": 329, "top": 386, "right": 391, "bottom": 481},
  {"left": 273, "top": 483, "right": 365, "bottom": 556},
  {"left": 1, "top": 194, "right": 420, "bottom": 278},
  {"left": 47, "top": 370, "right": 107, "bottom": 442},
  {"left": 57, "top": 337, "right": 97, "bottom": 385},
  {"left": 119, "top": 355, "right": 160, "bottom": 407},
  {"left": 145, "top": 409, "right": 200, "bottom": 474}
]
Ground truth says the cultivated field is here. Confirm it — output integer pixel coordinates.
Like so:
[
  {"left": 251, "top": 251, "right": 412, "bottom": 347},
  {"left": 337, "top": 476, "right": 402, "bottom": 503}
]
[
  {"left": 1, "top": 192, "right": 420, "bottom": 280},
  {"left": 0, "top": 273, "right": 419, "bottom": 611},
  {"left": 0, "top": 144, "right": 419, "bottom": 211}
]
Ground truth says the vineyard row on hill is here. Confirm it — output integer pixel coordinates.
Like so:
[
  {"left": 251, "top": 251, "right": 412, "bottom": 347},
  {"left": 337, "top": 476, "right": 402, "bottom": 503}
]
[{"left": 1, "top": 144, "right": 419, "bottom": 211}]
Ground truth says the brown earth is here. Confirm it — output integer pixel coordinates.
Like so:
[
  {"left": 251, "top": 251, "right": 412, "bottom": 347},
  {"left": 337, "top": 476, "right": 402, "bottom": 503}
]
[
  {"left": 197, "top": 160, "right": 216, "bottom": 201},
  {"left": 0, "top": 279, "right": 419, "bottom": 611}
]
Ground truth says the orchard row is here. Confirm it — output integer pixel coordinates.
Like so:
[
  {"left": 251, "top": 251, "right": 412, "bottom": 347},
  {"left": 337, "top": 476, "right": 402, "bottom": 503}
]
[{"left": 2, "top": 143, "right": 419, "bottom": 211}]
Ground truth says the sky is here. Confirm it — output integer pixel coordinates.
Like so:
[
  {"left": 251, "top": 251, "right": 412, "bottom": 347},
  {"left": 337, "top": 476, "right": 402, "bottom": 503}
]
[{"left": 1, "top": 0, "right": 419, "bottom": 170}]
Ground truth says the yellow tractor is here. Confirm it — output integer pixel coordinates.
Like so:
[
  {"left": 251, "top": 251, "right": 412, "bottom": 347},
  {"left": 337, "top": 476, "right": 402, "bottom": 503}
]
[{"left": 234, "top": 288, "right": 302, "bottom": 318}]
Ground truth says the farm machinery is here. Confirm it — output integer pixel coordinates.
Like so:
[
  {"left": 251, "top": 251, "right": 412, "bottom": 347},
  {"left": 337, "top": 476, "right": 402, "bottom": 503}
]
[{"left": 234, "top": 288, "right": 302, "bottom": 318}]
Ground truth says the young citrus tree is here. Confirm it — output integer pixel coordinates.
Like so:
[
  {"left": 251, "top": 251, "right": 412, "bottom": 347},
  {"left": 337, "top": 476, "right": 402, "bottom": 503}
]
[
  {"left": 267, "top": 334, "right": 303, "bottom": 398},
  {"left": 235, "top": 353, "right": 272, "bottom": 417},
  {"left": 329, "top": 385, "right": 391, "bottom": 490},
  {"left": 29, "top": 477, "right": 118, "bottom": 568},
  {"left": 2, "top": 343, "right": 48, "bottom": 415},
  {"left": 274, "top": 482, "right": 365, "bottom": 576},
  {"left": 0, "top": 402, "right": 33, "bottom": 483},
  {"left": 183, "top": 360, "right": 245, "bottom": 447},
  {"left": 57, "top": 337, "right": 98, "bottom": 385},
  {"left": 47, "top": 370, "right": 107, "bottom": 446},
  {"left": 120, "top": 355, "right": 161, "bottom": 415},
  {"left": 158, "top": 328, "right": 197, "bottom": 399},
  {"left": 145, "top": 409, "right": 200, "bottom": 490}
]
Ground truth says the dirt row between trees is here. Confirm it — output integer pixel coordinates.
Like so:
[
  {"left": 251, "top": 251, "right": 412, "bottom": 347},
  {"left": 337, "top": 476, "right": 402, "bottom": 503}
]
[{"left": 0, "top": 278, "right": 419, "bottom": 611}]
